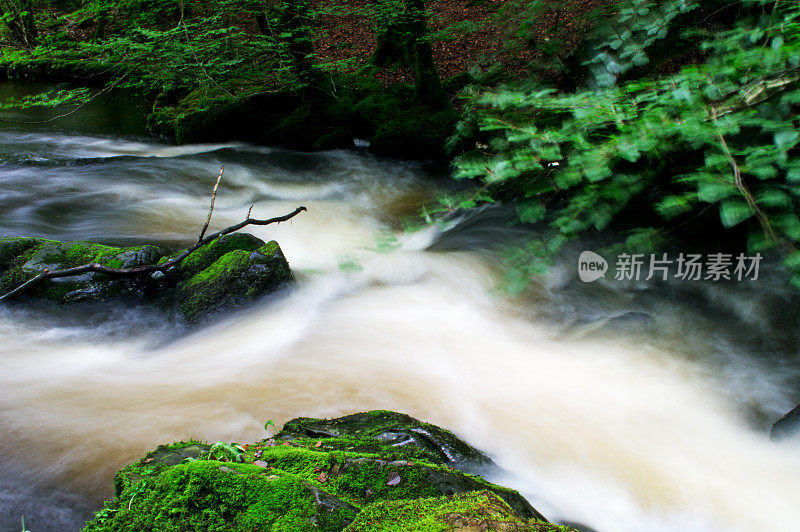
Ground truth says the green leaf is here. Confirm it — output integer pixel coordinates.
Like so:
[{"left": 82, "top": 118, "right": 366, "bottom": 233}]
[
  {"left": 516, "top": 201, "right": 546, "bottom": 223},
  {"left": 719, "top": 198, "right": 754, "bottom": 227}
]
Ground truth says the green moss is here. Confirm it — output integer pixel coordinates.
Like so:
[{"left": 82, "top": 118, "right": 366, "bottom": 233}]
[
  {"left": 185, "top": 249, "right": 250, "bottom": 287},
  {"left": 279, "top": 410, "right": 494, "bottom": 470},
  {"left": 354, "top": 92, "right": 406, "bottom": 132},
  {"left": 241, "top": 443, "right": 535, "bottom": 519},
  {"left": 346, "top": 491, "right": 575, "bottom": 532},
  {"left": 176, "top": 239, "right": 294, "bottom": 322},
  {"left": 0, "top": 237, "right": 46, "bottom": 269},
  {"left": 370, "top": 107, "right": 460, "bottom": 160},
  {"left": 85, "top": 412, "right": 578, "bottom": 532},
  {"left": 88, "top": 460, "right": 358, "bottom": 531},
  {"left": 176, "top": 233, "right": 264, "bottom": 279},
  {"left": 0, "top": 237, "right": 166, "bottom": 302}
]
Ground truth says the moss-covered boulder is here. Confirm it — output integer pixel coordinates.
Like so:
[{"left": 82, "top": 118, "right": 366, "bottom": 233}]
[
  {"left": 0, "top": 233, "right": 295, "bottom": 323},
  {"left": 279, "top": 410, "right": 495, "bottom": 474},
  {"left": 175, "top": 237, "right": 294, "bottom": 323},
  {"left": 0, "top": 236, "right": 167, "bottom": 303},
  {"left": 84, "top": 411, "right": 574, "bottom": 531},
  {"left": 369, "top": 107, "right": 460, "bottom": 160},
  {"left": 348, "top": 491, "right": 574, "bottom": 532}
]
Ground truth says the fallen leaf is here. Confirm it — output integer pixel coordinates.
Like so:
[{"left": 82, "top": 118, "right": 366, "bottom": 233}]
[
  {"left": 143, "top": 458, "right": 153, "bottom": 464},
  {"left": 386, "top": 472, "right": 401, "bottom": 486},
  {"left": 254, "top": 450, "right": 263, "bottom": 459},
  {"left": 315, "top": 441, "right": 323, "bottom": 448},
  {"left": 253, "top": 460, "right": 269, "bottom": 468},
  {"left": 318, "top": 472, "right": 328, "bottom": 483}
]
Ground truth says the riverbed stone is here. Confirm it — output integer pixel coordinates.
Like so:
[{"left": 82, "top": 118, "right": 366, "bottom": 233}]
[
  {"left": 0, "top": 236, "right": 168, "bottom": 302},
  {"left": 771, "top": 404, "right": 800, "bottom": 441},
  {"left": 84, "top": 411, "right": 571, "bottom": 532},
  {"left": 279, "top": 410, "right": 495, "bottom": 474},
  {"left": 0, "top": 233, "right": 295, "bottom": 323},
  {"left": 175, "top": 238, "right": 294, "bottom": 323}
]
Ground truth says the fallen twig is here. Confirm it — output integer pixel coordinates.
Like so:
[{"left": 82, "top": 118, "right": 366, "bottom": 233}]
[{"left": 0, "top": 169, "right": 306, "bottom": 301}]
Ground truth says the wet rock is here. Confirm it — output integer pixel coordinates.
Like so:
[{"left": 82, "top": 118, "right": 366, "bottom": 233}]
[
  {"left": 605, "top": 311, "right": 656, "bottom": 334},
  {"left": 279, "top": 410, "right": 494, "bottom": 474},
  {"left": 771, "top": 404, "right": 800, "bottom": 441},
  {"left": 0, "top": 237, "right": 168, "bottom": 303},
  {"left": 330, "top": 454, "right": 545, "bottom": 521},
  {"left": 369, "top": 107, "right": 460, "bottom": 160},
  {"left": 0, "top": 233, "right": 295, "bottom": 323},
  {"left": 87, "top": 411, "right": 573, "bottom": 531},
  {"left": 348, "top": 491, "right": 566, "bottom": 532},
  {"left": 97, "top": 458, "right": 359, "bottom": 532},
  {"left": 175, "top": 238, "right": 294, "bottom": 323}
]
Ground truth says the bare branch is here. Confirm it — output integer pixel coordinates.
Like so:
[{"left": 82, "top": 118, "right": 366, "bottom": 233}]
[
  {"left": 197, "top": 165, "right": 225, "bottom": 244},
  {"left": 0, "top": 206, "right": 307, "bottom": 301},
  {"left": 0, "top": 269, "right": 49, "bottom": 301}
]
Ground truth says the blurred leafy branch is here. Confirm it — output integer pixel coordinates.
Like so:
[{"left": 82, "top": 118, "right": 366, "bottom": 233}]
[{"left": 445, "top": 0, "right": 800, "bottom": 290}]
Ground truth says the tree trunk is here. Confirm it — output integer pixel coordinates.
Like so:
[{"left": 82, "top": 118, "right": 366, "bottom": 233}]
[
  {"left": 371, "top": 0, "right": 448, "bottom": 108},
  {"left": 0, "top": 0, "right": 37, "bottom": 47}
]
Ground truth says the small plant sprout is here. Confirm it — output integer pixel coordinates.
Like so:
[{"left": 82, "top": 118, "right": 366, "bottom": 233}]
[{"left": 208, "top": 441, "right": 246, "bottom": 463}]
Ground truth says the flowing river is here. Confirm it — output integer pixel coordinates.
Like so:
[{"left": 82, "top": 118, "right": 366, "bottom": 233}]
[{"left": 2, "top": 84, "right": 800, "bottom": 532}]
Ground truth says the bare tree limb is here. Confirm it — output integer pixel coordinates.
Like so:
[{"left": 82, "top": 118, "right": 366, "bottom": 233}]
[
  {"left": 0, "top": 269, "right": 49, "bottom": 301},
  {"left": 197, "top": 165, "right": 225, "bottom": 244},
  {"left": 0, "top": 206, "right": 307, "bottom": 301}
]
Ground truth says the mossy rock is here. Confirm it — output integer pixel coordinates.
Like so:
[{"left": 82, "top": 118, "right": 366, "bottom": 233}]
[
  {"left": 0, "top": 233, "right": 296, "bottom": 323},
  {"left": 278, "top": 410, "right": 494, "bottom": 474},
  {"left": 369, "top": 107, "right": 460, "bottom": 160},
  {"left": 176, "top": 238, "right": 294, "bottom": 323},
  {"left": 0, "top": 236, "right": 167, "bottom": 303},
  {"left": 314, "top": 128, "right": 355, "bottom": 151},
  {"left": 172, "top": 233, "right": 265, "bottom": 279},
  {"left": 88, "top": 459, "right": 358, "bottom": 531},
  {"left": 270, "top": 99, "right": 356, "bottom": 150},
  {"left": 442, "top": 72, "right": 475, "bottom": 94},
  {"left": 85, "top": 411, "right": 568, "bottom": 531},
  {"left": 347, "top": 490, "right": 574, "bottom": 531},
  {"left": 148, "top": 90, "right": 300, "bottom": 144},
  {"left": 354, "top": 92, "right": 406, "bottom": 132}
]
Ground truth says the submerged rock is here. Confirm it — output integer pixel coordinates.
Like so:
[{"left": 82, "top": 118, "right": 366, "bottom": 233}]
[
  {"left": 771, "top": 404, "right": 800, "bottom": 441},
  {"left": 84, "top": 411, "right": 575, "bottom": 531},
  {"left": 0, "top": 233, "right": 294, "bottom": 323}
]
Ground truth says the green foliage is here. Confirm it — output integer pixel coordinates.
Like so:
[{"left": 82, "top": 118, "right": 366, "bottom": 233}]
[
  {"left": 1, "top": 87, "right": 91, "bottom": 109},
  {"left": 452, "top": 0, "right": 800, "bottom": 287},
  {"left": 208, "top": 441, "right": 247, "bottom": 463},
  {"left": 1, "top": 0, "right": 330, "bottom": 117},
  {"left": 585, "top": 0, "right": 700, "bottom": 86}
]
